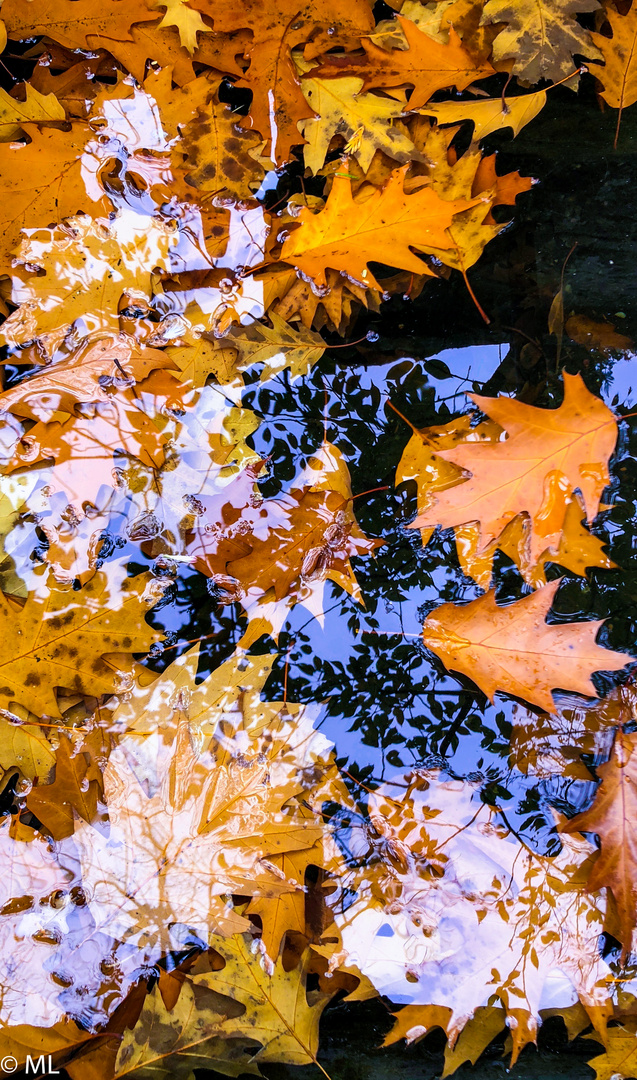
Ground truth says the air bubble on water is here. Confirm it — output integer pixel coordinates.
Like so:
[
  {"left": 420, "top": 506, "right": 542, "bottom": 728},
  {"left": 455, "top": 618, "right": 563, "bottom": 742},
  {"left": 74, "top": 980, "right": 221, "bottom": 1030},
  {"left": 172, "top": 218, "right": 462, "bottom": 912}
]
[{"left": 366, "top": 329, "right": 380, "bottom": 342}]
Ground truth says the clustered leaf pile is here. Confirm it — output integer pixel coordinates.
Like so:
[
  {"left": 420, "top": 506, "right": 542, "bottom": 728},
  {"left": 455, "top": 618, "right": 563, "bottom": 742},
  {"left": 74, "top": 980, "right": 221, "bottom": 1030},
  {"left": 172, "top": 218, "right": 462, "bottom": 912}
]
[{"left": 0, "top": 0, "right": 634, "bottom": 1077}]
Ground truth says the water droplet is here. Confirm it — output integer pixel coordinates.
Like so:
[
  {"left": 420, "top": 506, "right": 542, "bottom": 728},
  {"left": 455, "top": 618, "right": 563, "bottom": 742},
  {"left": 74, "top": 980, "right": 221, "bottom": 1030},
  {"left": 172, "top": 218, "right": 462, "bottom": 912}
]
[{"left": 366, "top": 329, "right": 380, "bottom": 342}]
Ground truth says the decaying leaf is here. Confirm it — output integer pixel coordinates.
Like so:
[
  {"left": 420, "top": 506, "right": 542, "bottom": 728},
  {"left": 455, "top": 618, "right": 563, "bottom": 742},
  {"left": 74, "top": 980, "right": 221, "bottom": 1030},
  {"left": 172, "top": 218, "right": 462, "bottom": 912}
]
[
  {"left": 481, "top": 0, "right": 602, "bottom": 84},
  {"left": 0, "top": 569, "right": 163, "bottom": 717}
]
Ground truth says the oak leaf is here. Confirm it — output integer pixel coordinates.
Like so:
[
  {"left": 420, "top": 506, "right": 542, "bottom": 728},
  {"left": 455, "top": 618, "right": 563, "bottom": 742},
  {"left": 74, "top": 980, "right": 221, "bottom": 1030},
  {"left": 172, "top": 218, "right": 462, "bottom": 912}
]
[
  {"left": 1, "top": 0, "right": 158, "bottom": 52},
  {"left": 165, "top": 335, "right": 242, "bottom": 389},
  {"left": 115, "top": 940, "right": 330, "bottom": 1076},
  {"left": 585, "top": 1024, "right": 637, "bottom": 1080},
  {"left": 410, "top": 372, "right": 617, "bottom": 562},
  {"left": 0, "top": 336, "right": 175, "bottom": 422},
  {"left": 420, "top": 88, "right": 547, "bottom": 141},
  {"left": 222, "top": 313, "right": 326, "bottom": 383},
  {"left": 280, "top": 165, "right": 479, "bottom": 291},
  {"left": 152, "top": 0, "right": 211, "bottom": 54},
  {"left": 397, "top": 413, "right": 615, "bottom": 588},
  {"left": 186, "top": 0, "right": 375, "bottom": 165},
  {"left": 298, "top": 74, "right": 419, "bottom": 174},
  {"left": 0, "top": 717, "right": 55, "bottom": 783},
  {"left": 26, "top": 728, "right": 107, "bottom": 841},
  {"left": 0, "top": 124, "right": 111, "bottom": 277},
  {"left": 0, "top": 569, "right": 163, "bottom": 718},
  {"left": 590, "top": 3, "right": 637, "bottom": 146},
  {"left": 561, "top": 730, "right": 637, "bottom": 956},
  {"left": 171, "top": 98, "right": 265, "bottom": 202},
  {"left": 421, "top": 580, "right": 632, "bottom": 712},
  {"left": 418, "top": 134, "right": 533, "bottom": 271},
  {"left": 0, "top": 84, "right": 65, "bottom": 142},
  {"left": 310, "top": 16, "right": 495, "bottom": 109},
  {"left": 112, "top": 979, "right": 257, "bottom": 1078},
  {"left": 480, "top": 0, "right": 602, "bottom": 84},
  {"left": 0, "top": 212, "right": 177, "bottom": 355}
]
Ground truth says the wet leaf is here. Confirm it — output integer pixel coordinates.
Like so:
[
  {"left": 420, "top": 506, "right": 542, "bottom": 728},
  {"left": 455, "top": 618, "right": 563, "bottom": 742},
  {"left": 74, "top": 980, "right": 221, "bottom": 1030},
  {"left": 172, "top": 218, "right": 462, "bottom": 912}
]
[
  {"left": 420, "top": 88, "right": 548, "bottom": 140},
  {"left": 561, "top": 729, "right": 637, "bottom": 957},
  {"left": 26, "top": 729, "right": 107, "bottom": 840},
  {"left": 0, "top": 337, "right": 174, "bottom": 422},
  {"left": 421, "top": 579, "right": 632, "bottom": 712},
  {"left": 0, "top": 213, "right": 177, "bottom": 355},
  {"left": 281, "top": 165, "right": 479, "bottom": 290},
  {"left": 0, "top": 570, "right": 163, "bottom": 718},
  {"left": 299, "top": 74, "right": 419, "bottom": 174},
  {"left": 590, "top": 1, "right": 637, "bottom": 145},
  {"left": 410, "top": 372, "right": 618, "bottom": 563},
  {"left": 310, "top": 15, "right": 495, "bottom": 109},
  {"left": 481, "top": 0, "right": 602, "bottom": 84},
  {"left": 224, "top": 313, "right": 326, "bottom": 382},
  {"left": 2, "top": 0, "right": 158, "bottom": 51},
  {"left": 0, "top": 84, "right": 66, "bottom": 142},
  {"left": 585, "top": 1024, "right": 637, "bottom": 1080}
]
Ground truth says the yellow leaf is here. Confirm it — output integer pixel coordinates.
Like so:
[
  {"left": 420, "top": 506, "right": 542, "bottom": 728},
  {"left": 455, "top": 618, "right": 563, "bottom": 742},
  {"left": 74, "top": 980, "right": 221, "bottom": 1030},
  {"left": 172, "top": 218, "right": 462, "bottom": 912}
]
[
  {"left": 152, "top": 0, "right": 211, "bottom": 53},
  {"left": 0, "top": 83, "right": 65, "bottom": 141}
]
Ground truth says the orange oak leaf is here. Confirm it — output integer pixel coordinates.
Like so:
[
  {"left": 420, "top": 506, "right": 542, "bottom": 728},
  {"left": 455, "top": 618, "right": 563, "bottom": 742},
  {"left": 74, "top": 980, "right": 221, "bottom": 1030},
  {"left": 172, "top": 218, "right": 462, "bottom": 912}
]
[
  {"left": 397, "top": 413, "right": 615, "bottom": 589},
  {"left": 309, "top": 15, "right": 495, "bottom": 109},
  {"left": 410, "top": 372, "right": 617, "bottom": 563},
  {"left": 0, "top": 125, "right": 112, "bottom": 276},
  {"left": 421, "top": 580, "right": 632, "bottom": 712},
  {"left": 561, "top": 729, "right": 637, "bottom": 957},
  {"left": 0, "top": 337, "right": 175, "bottom": 422},
  {"left": 95, "top": 24, "right": 249, "bottom": 88},
  {"left": 280, "top": 165, "right": 479, "bottom": 290},
  {"left": 1, "top": 0, "right": 157, "bottom": 52},
  {"left": 0, "top": 570, "right": 164, "bottom": 718},
  {"left": 590, "top": 1, "right": 637, "bottom": 146}
]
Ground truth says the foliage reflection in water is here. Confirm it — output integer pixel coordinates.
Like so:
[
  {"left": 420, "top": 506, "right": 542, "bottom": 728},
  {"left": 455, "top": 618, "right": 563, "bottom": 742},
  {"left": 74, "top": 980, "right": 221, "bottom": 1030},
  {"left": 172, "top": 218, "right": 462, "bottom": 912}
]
[{"left": 0, "top": 1, "right": 636, "bottom": 1078}]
